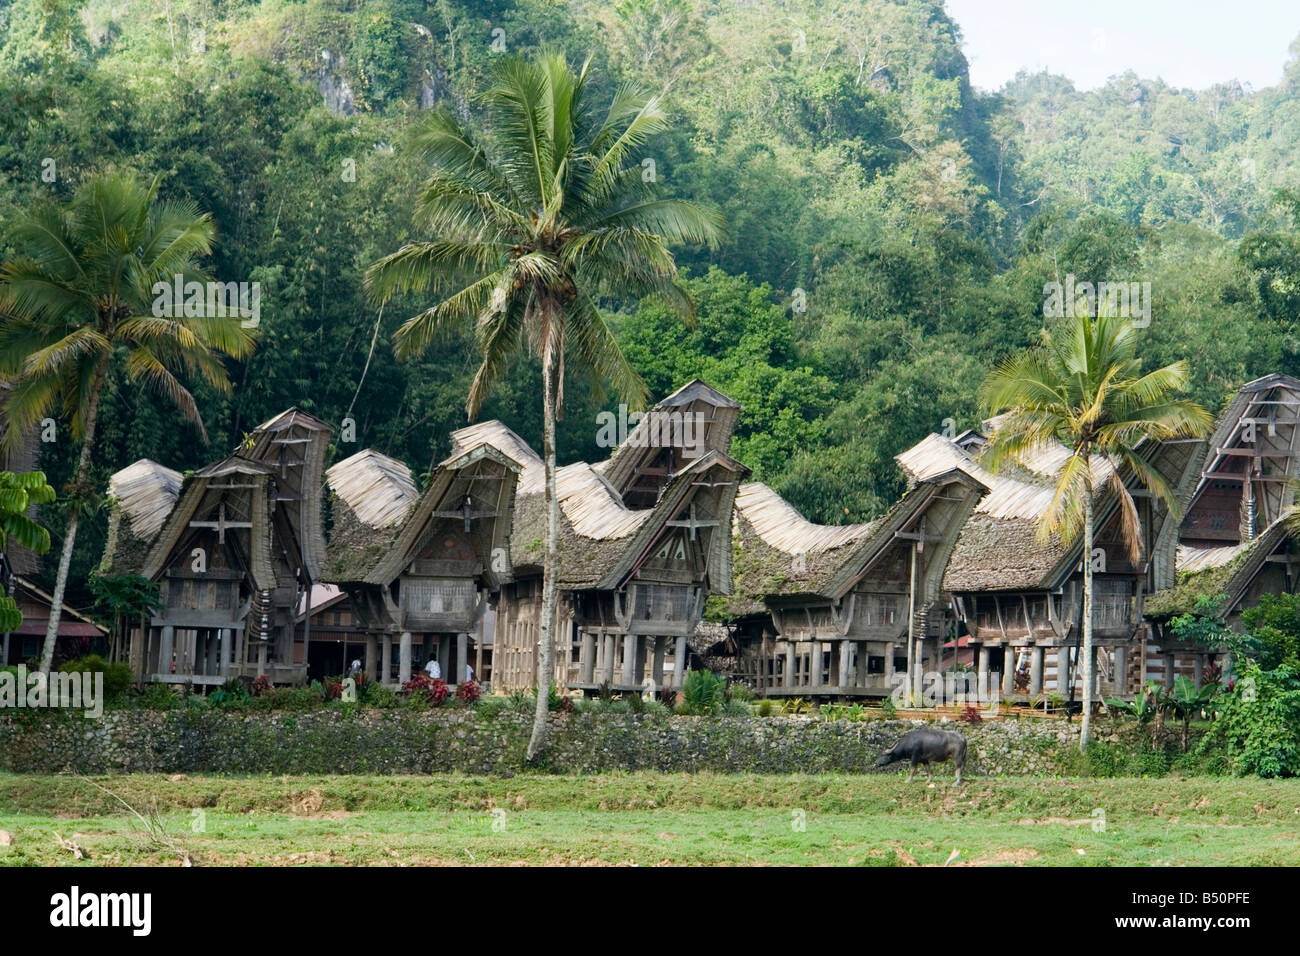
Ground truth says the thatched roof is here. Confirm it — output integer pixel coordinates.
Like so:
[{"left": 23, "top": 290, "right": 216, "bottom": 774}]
[
  {"left": 452, "top": 409, "right": 748, "bottom": 591},
  {"left": 327, "top": 449, "right": 417, "bottom": 528},
  {"left": 100, "top": 459, "right": 185, "bottom": 576},
  {"left": 1144, "top": 518, "right": 1293, "bottom": 620},
  {"left": 322, "top": 449, "right": 417, "bottom": 582},
  {"left": 729, "top": 467, "right": 987, "bottom": 611},
  {"left": 898, "top": 433, "right": 1127, "bottom": 592}
]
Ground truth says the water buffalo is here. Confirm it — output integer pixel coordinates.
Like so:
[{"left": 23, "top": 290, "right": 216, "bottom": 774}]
[{"left": 874, "top": 728, "right": 967, "bottom": 784}]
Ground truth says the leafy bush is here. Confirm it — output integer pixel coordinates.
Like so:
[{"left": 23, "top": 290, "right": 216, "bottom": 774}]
[
  {"left": 755, "top": 698, "right": 778, "bottom": 717},
  {"left": 208, "top": 678, "right": 251, "bottom": 709},
  {"left": 456, "top": 679, "right": 483, "bottom": 705},
  {"left": 1198, "top": 661, "right": 1300, "bottom": 777},
  {"left": 60, "top": 654, "right": 132, "bottom": 699},
  {"left": 679, "top": 669, "right": 727, "bottom": 715},
  {"left": 401, "top": 673, "right": 450, "bottom": 707},
  {"left": 723, "top": 698, "right": 753, "bottom": 717},
  {"left": 135, "top": 682, "right": 180, "bottom": 709},
  {"left": 879, "top": 696, "right": 897, "bottom": 719},
  {"left": 251, "top": 675, "right": 272, "bottom": 697}
]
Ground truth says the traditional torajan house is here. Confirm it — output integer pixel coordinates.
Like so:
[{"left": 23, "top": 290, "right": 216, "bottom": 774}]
[
  {"left": 105, "top": 409, "right": 332, "bottom": 685},
  {"left": 895, "top": 422, "right": 1203, "bottom": 702},
  {"left": 322, "top": 441, "right": 520, "bottom": 688},
  {"left": 1141, "top": 374, "right": 1300, "bottom": 686},
  {"left": 467, "top": 380, "right": 750, "bottom": 695},
  {"left": 725, "top": 468, "right": 987, "bottom": 699}
]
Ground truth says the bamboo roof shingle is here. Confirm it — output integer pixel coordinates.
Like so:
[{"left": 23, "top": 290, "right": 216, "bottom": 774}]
[
  {"left": 100, "top": 459, "right": 186, "bottom": 577},
  {"left": 108, "top": 459, "right": 184, "bottom": 541},
  {"left": 325, "top": 449, "right": 417, "bottom": 529}
]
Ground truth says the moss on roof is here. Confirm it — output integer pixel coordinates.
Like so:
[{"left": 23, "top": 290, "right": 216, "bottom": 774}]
[{"left": 1143, "top": 544, "right": 1257, "bottom": 621}]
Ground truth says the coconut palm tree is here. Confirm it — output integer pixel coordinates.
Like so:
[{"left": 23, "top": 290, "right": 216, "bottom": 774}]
[
  {"left": 365, "top": 52, "right": 721, "bottom": 760},
  {"left": 979, "top": 308, "right": 1212, "bottom": 751},
  {"left": 0, "top": 171, "right": 255, "bottom": 674}
]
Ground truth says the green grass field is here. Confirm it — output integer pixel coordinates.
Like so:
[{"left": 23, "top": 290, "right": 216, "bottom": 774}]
[{"left": 2, "top": 773, "right": 1298, "bottom": 866}]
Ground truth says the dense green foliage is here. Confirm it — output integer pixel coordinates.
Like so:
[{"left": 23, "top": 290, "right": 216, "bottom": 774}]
[{"left": 3, "top": 0, "right": 1300, "bottom": 610}]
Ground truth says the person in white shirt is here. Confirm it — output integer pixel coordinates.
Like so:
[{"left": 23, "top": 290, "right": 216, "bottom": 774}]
[
  {"left": 425, "top": 658, "right": 441, "bottom": 680},
  {"left": 465, "top": 663, "right": 474, "bottom": 683}
]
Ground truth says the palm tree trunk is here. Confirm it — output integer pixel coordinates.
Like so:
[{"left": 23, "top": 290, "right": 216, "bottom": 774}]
[
  {"left": 39, "top": 353, "right": 110, "bottom": 675},
  {"left": 1079, "top": 488, "right": 1095, "bottom": 753},
  {"left": 526, "top": 349, "right": 560, "bottom": 762}
]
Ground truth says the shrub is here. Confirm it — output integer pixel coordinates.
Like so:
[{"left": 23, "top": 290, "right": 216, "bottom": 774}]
[
  {"left": 251, "top": 675, "right": 272, "bottom": 697},
  {"left": 456, "top": 679, "right": 483, "bottom": 705},
  {"left": 879, "top": 696, "right": 897, "bottom": 719},
  {"left": 402, "top": 673, "right": 450, "bottom": 707},
  {"left": 679, "top": 669, "right": 727, "bottom": 716},
  {"left": 755, "top": 698, "right": 778, "bottom": 717},
  {"left": 1197, "top": 662, "right": 1300, "bottom": 777},
  {"left": 60, "top": 654, "right": 132, "bottom": 699},
  {"left": 209, "top": 678, "right": 251, "bottom": 709},
  {"left": 726, "top": 683, "right": 755, "bottom": 702},
  {"left": 723, "top": 698, "right": 752, "bottom": 717},
  {"left": 135, "top": 682, "right": 180, "bottom": 710}
]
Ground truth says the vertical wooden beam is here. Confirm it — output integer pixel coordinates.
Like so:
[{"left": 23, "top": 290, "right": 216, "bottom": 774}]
[
  {"left": 581, "top": 631, "right": 596, "bottom": 684},
  {"left": 456, "top": 632, "right": 468, "bottom": 683},
  {"left": 1030, "top": 646, "right": 1044, "bottom": 694}
]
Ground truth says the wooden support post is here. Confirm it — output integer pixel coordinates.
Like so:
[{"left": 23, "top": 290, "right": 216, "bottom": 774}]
[
  {"left": 1164, "top": 652, "right": 1175, "bottom": 690},
  {"left": 437, "top": 634, "right": 450, "bottom": 676},
  {"left": 652, "top": 636, "right": 666, "bottom": 691},
  {"left": 838, "top": 641, "right": 853, "bottom": 692},
  {"left": 1057, "top": 645, "right": 1072, "bottom": 694},
  {"left": 622, "top": 634, "right": 637, "bottom": 686},
  {"left": 1002, "top": 647, "right": 1016, "bottom": 696},
  {"left": 379, "top": 635, "right": 391, "bottom": 685},
  {"left": 398, "top": 631, "right": 412, "bottom": 685},
  {"left": 220, "top": 628, "right": 233, "bottom": 677},
  {"left": 364, "top": 635, "right": 377, "bottom": 681},
  {"left": 159, "top": 625, "right": 174, "bottom": 678},
  {"left": 602, "top": 634, "right": 617, "bottom": 687},
  {"left": 976, "top": 642, "right": 989, "bottom": 690},
  {"left": 1113, "top": 645, "right": 1127, "bottom": 696},
  {"left": 256, "top": 641, "right": 267, "bottom": 678},
  {"left": 1139, "top": 631, "right": 1150, "bottom": 688},
  {"left": 1030, "top": 646, "right": 1044, "bottom": 694},
  {"left": 457, "top": 632, "right": 468, "bottom": 683},
  {"left": 808, "top": 641, "right": 822, "bottom": 690},
  {"left": 674, "top": 635, "right": 688, "bottom": 688},
  {"left": 581, "top": 631, "right": 596, "bottom": 684},
  {"left": 633, "top": 634, "right": 647, "bottom": 685}
]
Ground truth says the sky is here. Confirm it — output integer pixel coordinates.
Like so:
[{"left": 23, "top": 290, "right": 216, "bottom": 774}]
[{"left": 945, "top": 0, "right": 1300, "bottom": 92}]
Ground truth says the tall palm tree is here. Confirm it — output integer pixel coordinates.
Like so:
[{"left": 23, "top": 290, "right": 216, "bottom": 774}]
[
  {"left": 979, "top": 308, "right": 1212, "bottom": 751},
  {"left": 366, "top": 52, "right": 721, "bottom": 760},
  {"left": 0, "top": 171, "right": 255, "bottom": 674}
]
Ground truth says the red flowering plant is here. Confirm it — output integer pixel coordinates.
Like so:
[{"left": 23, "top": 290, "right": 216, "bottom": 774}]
[
  {"left": 251, "top": 675, "right": 273, "bottom": 697},
  {"left": 402, "top": 672, "right": 450, "bottom": 706},
  {"left": 455, "top": 679, "right": 483, "bottom": 704}
]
